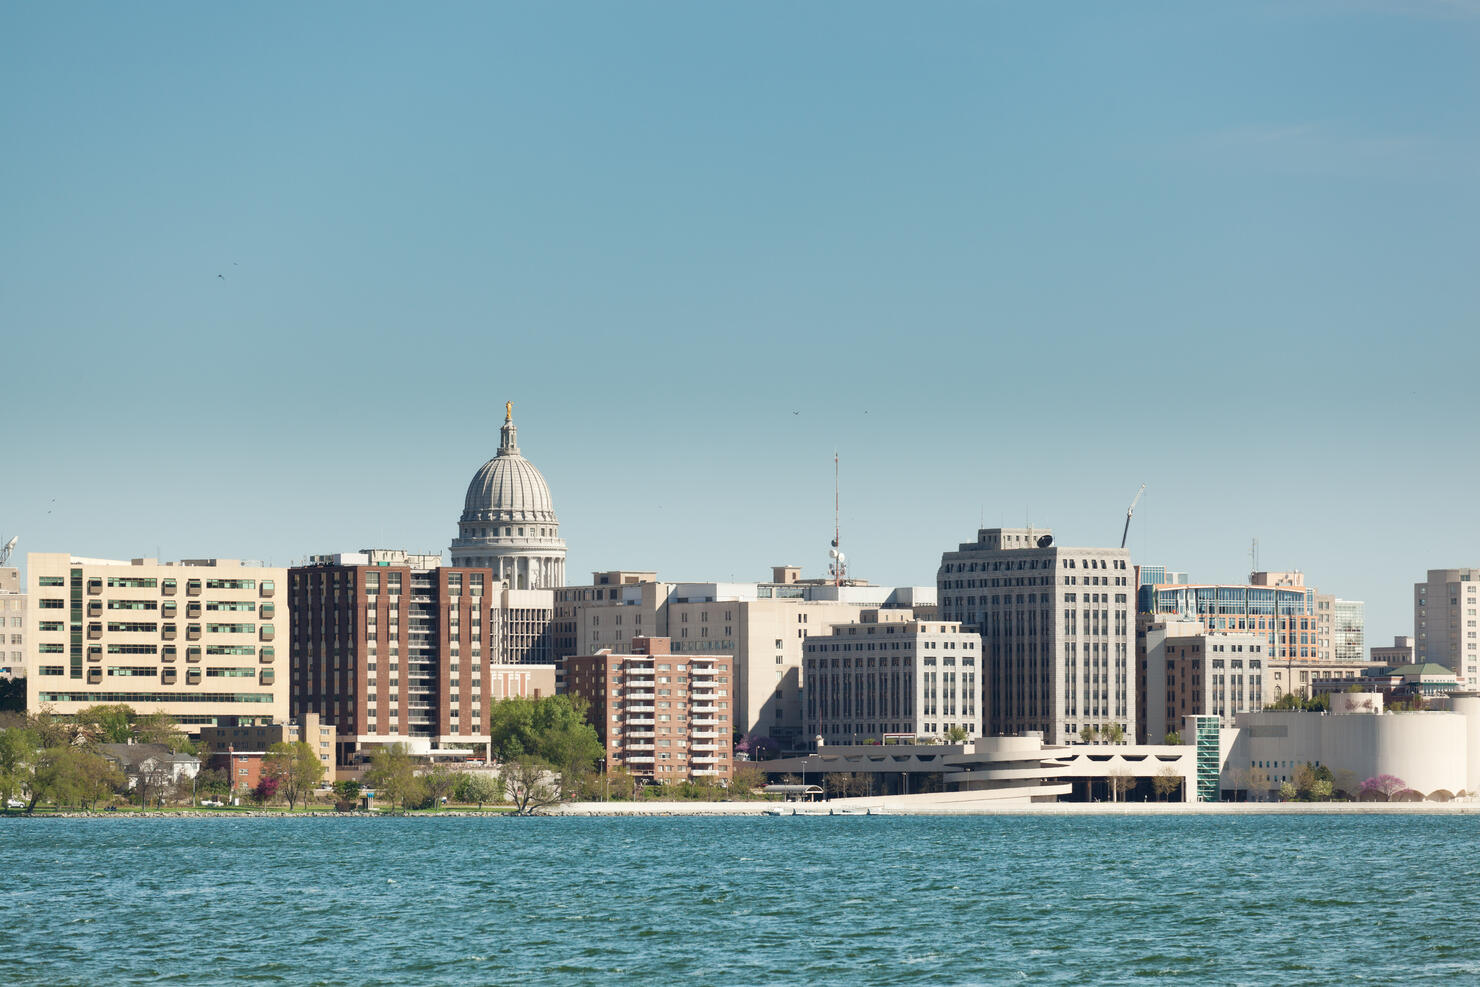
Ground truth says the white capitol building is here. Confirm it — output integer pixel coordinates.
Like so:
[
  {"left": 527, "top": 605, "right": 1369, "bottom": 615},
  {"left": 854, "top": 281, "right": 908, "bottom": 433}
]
[{"left": 449, "top": 403, "right": 566, "bottom": 590}]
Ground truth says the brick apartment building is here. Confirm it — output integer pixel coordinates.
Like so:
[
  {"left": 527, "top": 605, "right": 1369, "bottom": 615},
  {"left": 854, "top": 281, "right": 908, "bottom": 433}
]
[{"left": 562, "top": 636, "right": 733, "bottom": 784}]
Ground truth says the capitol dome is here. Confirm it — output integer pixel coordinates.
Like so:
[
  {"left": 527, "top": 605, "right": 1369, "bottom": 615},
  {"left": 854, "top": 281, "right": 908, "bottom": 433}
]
[{"left": 449, "top": 404, "right": 566, "bottom": 590}]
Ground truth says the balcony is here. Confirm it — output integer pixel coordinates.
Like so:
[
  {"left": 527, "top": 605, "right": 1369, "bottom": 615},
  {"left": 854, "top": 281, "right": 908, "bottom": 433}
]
[
  {"left": 86, "top": 601, "right": 102, "bottom": 619},
  {"left": 627, "top": 717, "right": 655, "bottom": 726},
  {"left": 260, "top": 625, "right": 275, "bottom": 642},
  {"left": 87, "top": 623, "right": 102, "bottom": 640},
  {"left": 626, "top": 690, "right": 655, "bottom": 700},
  {"left": 692, "top": 703, "right": 717, "bottom": 712},
  {"left": 162, "top": 624, "right": 177, "bottom": 641},
  {"left": 86, "top": 579, "right": 103, "bottom": 595},
  {"left": 691, "top": 768, "right": 721, "bottom": 777},
  {"left": 162, "top": 602, "right": 177, "bottom": 618},
  {"left": 626, "top": 703, "right": 655, "bottom": 714},
  {"left": 161, "top": 668, "right": 177, "bottom": 685},
  {"left": 186, "top": 625, "right": 201, "bottom": 641},
  {"left": 162, "top": 580, "right": 176, "bottom": 596},
  {"left": 692, "top": 754, "right": 718, "bottom": 764},
  {"left": 627, "top": 742, "right": 655, "bottom": 752},
  {"left": 691, "top": 743, "right": 718, "bottom": 752},
  {"left": 187, "top": 581, "right": 201, "bottom": 597},
  {"left": 625, "top": 755, "right": 655, "bottom": 764},
  {"left": 691, "top": 730, "right": 721, "bottom": 739}
]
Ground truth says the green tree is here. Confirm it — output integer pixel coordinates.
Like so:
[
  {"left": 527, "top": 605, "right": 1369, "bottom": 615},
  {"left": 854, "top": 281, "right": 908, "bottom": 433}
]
[
  {"left": 364, "top": 744, "right": 421, "bottom": 810},
  {"left": 0, "top": 677, "right": 24, "bottom": 713},
  {"left": 1152, "top": 766, "right": 1182, "bottom": 801},
  {"left": 332, "top": 779, "right": 363, "bottom": 807},
  {"left": 1163, "top": 730, "right": 1183, "bottom": 745},
  {"left": 487, "top": 695, "right": 604, "bottom": 784},
  {"left": 263, "top": 741, "right": 325, "bottom": 810},
  {"left": 503, "top": 756, "right": 565, "bottom": 816},
  {"left": 1279, "top": 780, "right": 1298, "bottom": 801},
  {"left": 1101, "top": 722, "right": 1126, "bottom": 745},
  {"left": 33, "top": 746, "right": 122, "bottom": 810},
  {"left": 944, "top": 725, "right": 970, "bottom": 743},
  {"left": 196, "top": 768, "right": 230, "bottom": 798},
  {"left": 421, "top": 763, "right": 458, "bottom": 810},
  {"left": 728, "top": 765, "right": 767, "bottom": 798},
  {"left": 1079, "top": 724, "right": 1099, "bottom": 744},
  {"left": 458, "top": 773, "right": 501, "bottom": 809},
  {"left": 75, "top": 704, "right": 135, "bottom": 744},
  {"left": 0, "top": 725, "right": 38, "bottom": 808}
]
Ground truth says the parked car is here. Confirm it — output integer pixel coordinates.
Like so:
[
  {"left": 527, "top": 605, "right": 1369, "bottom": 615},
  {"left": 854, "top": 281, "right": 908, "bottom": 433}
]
[
  {"left": 5, "top": 798, "right": 25, "bottom": 809},
  {"left": 199, "top": 799, "right": 224, "bottom": 808}
]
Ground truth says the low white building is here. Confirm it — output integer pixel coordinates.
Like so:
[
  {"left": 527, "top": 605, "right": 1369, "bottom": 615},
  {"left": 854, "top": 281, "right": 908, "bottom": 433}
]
[{"left": 1218, "top": 692, "right": 1480, "bottom": 797}]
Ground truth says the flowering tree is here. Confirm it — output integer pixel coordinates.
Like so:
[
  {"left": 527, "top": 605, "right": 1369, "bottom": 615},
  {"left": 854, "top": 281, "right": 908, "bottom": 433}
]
[
  {"left": 1359, "top": 774, "right": 1406, "bottom": 800},
  {"left": 249, "top": 776, "right": 279, "bottom": 805}
]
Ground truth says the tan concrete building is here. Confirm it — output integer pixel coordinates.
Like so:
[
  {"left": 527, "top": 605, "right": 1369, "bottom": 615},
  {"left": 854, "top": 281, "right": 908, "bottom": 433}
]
[
  {"left": 1371, "top": 635, "right": 1416, "bottom": 665},
  {"left": 803, "top": 609, "right": 982, "bottom": 744},
  {"left": 26, "top": 554, "right": 288, "bottom": 732},
  {"left": 562, "top": 636, "right": 733, "bottom": 783},
  {"left": 1, "top": 567, "right": 23, "bottom": 680},
  {"left": 1142, "top": 618, "right": 1267, "bottom": 742},
  {"left": 1415, "top": 568, "right": 1480, "bottom": 689},
  {"left": 939, "top": 527, "right": 1135, "bottom": 744},
  {"left": 554, "top": 568, "right": 933, "bottom": 749}
]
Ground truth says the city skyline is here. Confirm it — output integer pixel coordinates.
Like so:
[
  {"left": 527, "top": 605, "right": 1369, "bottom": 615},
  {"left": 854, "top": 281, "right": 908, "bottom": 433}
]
[{"left": 7, "top": 3, "right": 1480, "bottom": 649}]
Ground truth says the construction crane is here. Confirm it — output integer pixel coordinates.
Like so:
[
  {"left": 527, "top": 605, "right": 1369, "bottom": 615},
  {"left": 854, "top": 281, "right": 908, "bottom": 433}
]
[
  {"left": 1120, "top": 484, "right": 1146, "bottom": 549},
  {"left": 0, "top": 536, "right": 15, "bottom": 567}
]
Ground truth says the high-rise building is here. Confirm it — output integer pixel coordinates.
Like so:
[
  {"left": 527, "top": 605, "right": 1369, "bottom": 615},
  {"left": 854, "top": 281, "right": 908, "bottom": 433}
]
[
  {"left": 938, "top": 527, "right": 1134, "bottom": 744},
  {"left": 449, "top": 405, "right": 565, "bottom": 590},
  {"left": 25, "top": 554, "right": 288, "bottom": 733},
  {"left": 803, "top": 609, "right": 982, "bottom": 744},
  {"left": 289, "top": 551, "right": 497, "bottom": 762},
  {"left": 1, "top": 566, "right": 23, "bottom": 680},
  {"left": 553, "top": 568, "right": 933, "bottom": 748},
  {"left": 1138, "top": 580, "right": 1318, "bottom": 660},
  {"left": 1414, "top": 569, "right": 1480, "bottom": 689},
  {"left": 1332, "top": 599, "right": 1365, "bottom": 663},
  {"left": 561, "top": 636, "right": 733, "bottom": 783}
]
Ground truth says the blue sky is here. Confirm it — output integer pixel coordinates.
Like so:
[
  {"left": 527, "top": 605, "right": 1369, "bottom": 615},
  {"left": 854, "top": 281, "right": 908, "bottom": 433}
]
[{"left": 4, "top": 2, "right": 1478, "bottom": 647}]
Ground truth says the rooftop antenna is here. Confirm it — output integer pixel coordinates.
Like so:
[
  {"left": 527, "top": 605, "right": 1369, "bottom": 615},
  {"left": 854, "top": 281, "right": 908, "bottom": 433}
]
[
  {"left": 828, "top": 452, "right": 847, "bottom": 587},
  {"left": 1250, "top": 538, "right": 1259, "bottom": 577},
  {"left": 1120, "top": 483, "right": 1145, "bottom": 549},
  {"left": 0, "top": 535, "right": 15, "bottom": 567}
]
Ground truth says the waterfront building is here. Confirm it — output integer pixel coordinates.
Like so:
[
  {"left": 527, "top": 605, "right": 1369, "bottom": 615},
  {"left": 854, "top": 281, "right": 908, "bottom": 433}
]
[
  {"left": 802, "top": 609, "right": 982, "bottom": 744},
  {"left": 761, "top": 736, "right": 1200, "bottom": 804},
  {"left": 25, "top": 554, "right": 288, "bottom": 732},
  {"left": 99, "top": 743, "right": 200, "bottom": 791},
  {"left": 449, "top": 404, "right": 565, "bottom": 590},
  {"left": 1, "top": 566, "right": 23, "bottom": 680},
  {"left": 1142, "top": 618, "right": 1267, "bottom": 742},
  {"left": 1219, "top": 695, "right": 1480, "bottom": 798},
  {"left": 938, "top": 527, "right": 1134, "bottom": 744},
  {"left": 554, "top": 567, "right": 932, "bottom": 749},
  {"left": 561, "top": 636, "right": 733, "bottom": 783},
  {"left": 1371, "top": 635, "right": 1416, "bottom": 665},
  {"left": 197, "top": 711, "right": 338, "bottom": 787},
  {"left": 1414, "top": 568, "right": 1480, "bottom": 688},
  {"left": 289, "top": 551, "right": 497, "bottom": 763}
]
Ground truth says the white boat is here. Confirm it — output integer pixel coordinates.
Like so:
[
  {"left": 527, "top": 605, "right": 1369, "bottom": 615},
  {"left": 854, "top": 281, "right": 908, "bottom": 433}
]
[
  {"left": 762, "top": 806, "right": 789, "bottom": 816},
  {"left": 830, "top": 806, "right": 868, "bottom": 816}
]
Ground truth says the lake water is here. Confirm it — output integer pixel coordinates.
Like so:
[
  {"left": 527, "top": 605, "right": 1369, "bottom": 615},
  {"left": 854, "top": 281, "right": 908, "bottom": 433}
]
[{"left": 3, "top": 814, "right": 1476, "bottom": 985}]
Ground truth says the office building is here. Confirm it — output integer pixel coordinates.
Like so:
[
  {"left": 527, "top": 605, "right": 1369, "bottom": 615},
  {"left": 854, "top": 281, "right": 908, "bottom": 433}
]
[
  {"left": 803, "top": 608, "right": 982, "bottom": 744},
  {"left": 25, "top": 554, "right": 288, "bottom": 732},
  {"left": 553, "top": 567, "right": 933, "bottom": 748},
  {"left": 561, "top": 636, "right": 733, "bottom": 783},
  {"left": 1332, "top": 598, "right": 1365, "bottom": 663},
  {"left": 1142, "top": 618, "right": 1267, "bottom": 742},
  {"left": 938, "top": 527, "right": 1134, "bottom": 744},
  {"left": 1414, "top": 569, "right": 1480, "bottom": 689}
]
